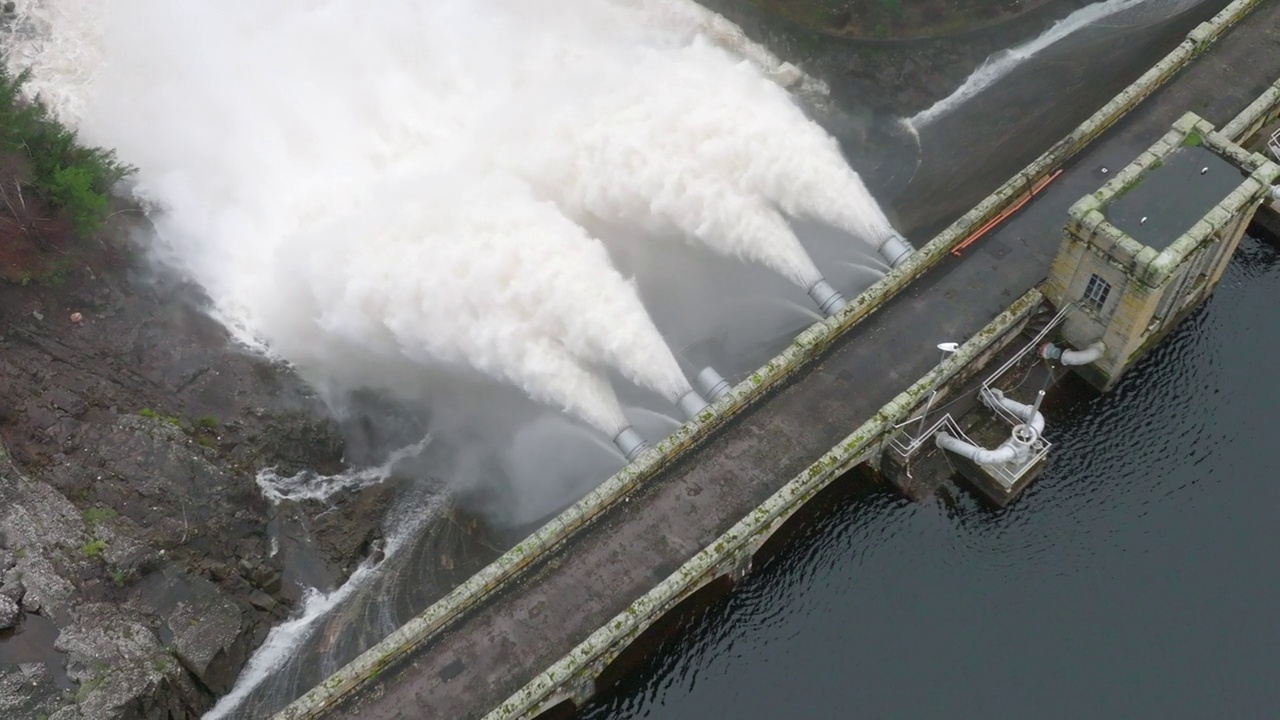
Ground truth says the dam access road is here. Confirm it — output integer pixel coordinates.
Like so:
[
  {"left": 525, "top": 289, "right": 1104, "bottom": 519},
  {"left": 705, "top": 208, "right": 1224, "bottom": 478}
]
[{"left": 299, "top": 2, "right": 1280, "bottom": 718}]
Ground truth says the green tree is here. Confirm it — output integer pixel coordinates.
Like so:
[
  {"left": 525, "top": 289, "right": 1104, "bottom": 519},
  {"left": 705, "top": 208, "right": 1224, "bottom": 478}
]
[
  {"left": 0, "top": 51, "right": 134, "bottom": 240},
  {"left": 47, "top": 165, "right": 108, "bottom": 236}
]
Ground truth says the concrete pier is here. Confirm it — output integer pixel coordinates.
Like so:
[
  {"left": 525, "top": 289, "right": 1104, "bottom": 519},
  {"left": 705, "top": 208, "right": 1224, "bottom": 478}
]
[{"left": 278, "top": 1, "right": 1280, "bottom": 718}]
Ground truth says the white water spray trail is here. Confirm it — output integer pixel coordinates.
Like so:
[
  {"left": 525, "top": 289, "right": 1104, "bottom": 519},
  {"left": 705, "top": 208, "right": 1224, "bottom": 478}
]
[
  {"left": 256, "top": 437, "right": 431, "bottom": 504},
  {"left": 204, "top": 485, "right": 449, "bottom": 720},
  {"left": 2, "top": 0, "right": 699, "bottom": 434},
  {"left": 912, "top": 0, "right": 1187, "bottom": 127}
]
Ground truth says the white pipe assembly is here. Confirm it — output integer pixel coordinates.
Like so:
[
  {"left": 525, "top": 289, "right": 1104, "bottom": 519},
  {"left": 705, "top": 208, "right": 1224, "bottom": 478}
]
[
  {"left": 675, "top": 389, "right": 711, "bottom": 420},
  {"left": 933, "top": 388, "right": 1045, "bottom": 467},
  {"left": 1039, "top": 340, "right": 1105, "bottom": 366}
]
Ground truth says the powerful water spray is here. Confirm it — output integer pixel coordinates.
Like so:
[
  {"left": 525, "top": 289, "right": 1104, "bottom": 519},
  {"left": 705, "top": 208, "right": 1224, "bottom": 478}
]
[
  {"left": 499, "top": 11, "right": 906, "bottom": 294},
  {"left": 2, "top": 0, "right": 898, "bottom": 427}
]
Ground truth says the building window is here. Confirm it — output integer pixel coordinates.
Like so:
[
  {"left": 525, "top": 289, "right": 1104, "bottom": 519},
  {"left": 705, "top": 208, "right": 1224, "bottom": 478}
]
[{"left": 1082, "top": 273, "right": 1112, "bottom": 313}]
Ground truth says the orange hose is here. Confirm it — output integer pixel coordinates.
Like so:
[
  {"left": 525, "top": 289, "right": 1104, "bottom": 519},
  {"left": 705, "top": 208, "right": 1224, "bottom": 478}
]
[{"left": 951, "top": 167, "right": 1065, "bottom": 257}]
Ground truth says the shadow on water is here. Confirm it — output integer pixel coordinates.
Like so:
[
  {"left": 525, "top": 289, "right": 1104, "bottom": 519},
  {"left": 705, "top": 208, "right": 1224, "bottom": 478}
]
[{"left": 577, "top": 231, "right": 1280, "bottom": 719}]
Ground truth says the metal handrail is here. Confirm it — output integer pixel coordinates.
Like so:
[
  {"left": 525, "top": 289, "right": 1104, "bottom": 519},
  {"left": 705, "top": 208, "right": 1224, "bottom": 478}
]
[
  {"left": 888, "top": 413, "right": 955, "bottom": 458},
  {"left": 892, "top": 302, "right": 1070, "bottom": 460},
  {"left": 1269, "top": 127, "right": 1280, "bottom": 162},
  {"left": 981, "top": 302, "right": 1072, "bottom": 390}
]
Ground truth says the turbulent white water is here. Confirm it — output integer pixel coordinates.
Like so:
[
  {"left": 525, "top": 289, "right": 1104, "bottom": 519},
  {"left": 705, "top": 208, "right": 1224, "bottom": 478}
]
[
  {"left": 204, "top": 482, "right": 449, "bottom": 720},
  {"left": 2, "top": 0, "right": 894, "bottom": 432},
  {"left": 257, "top": 437, "right": 432, "bottom": 504},
  {"left": 912, "top": 0, "right": 1206, "bottom": 127}
]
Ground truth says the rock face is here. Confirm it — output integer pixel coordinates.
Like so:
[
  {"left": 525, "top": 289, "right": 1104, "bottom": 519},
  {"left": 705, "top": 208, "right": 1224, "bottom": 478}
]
[
  {"left": 136, "top": 566, "right": 250, "bottom": 697},
  {"left": 0, "top": 225, "right": 396, "bottom": 717},
  {"left": 0, "top": 593, "right": 17, "bottom": 629}
]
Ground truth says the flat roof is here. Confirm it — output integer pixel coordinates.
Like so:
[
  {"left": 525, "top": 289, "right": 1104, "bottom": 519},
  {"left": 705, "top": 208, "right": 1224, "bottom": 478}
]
[{"left": 1106, "top": 144, "right": 1245, "bottom": 251}]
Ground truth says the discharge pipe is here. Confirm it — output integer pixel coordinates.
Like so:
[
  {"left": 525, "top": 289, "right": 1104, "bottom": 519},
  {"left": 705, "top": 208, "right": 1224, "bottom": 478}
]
[
  {"left": 933, "top": 388, "right": 1045, "bottom": 467},
  {"left": 936, "top": 425, "right": 1034, "bottom": 466},
  {"left": 675, "top": 389, "right": 711, "bottom": 420},
  {"left": 1270, "top": 185, "right": 1280, "bottom": 201},
  {"left": 694, "top": 366, "right": 733, "bottom": 403},
  {"left": 1039, "top": 340, "right": 1105, "bottom": 366},
  {"left": 984, "top": 388, "right": 1046, "bottom": 435},
  {"left": 878, "top": 230, "right": 915, "bottom": 269},
  {"left": 612, "top": 426, "right": 651, "bottom": 463},
  {"left": 807, "top": 278, "right": 847, "bottom": 317}
]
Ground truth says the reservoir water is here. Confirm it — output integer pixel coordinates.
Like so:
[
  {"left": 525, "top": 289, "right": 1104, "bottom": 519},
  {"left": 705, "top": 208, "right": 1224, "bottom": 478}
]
[{"left": 581, "top": 229, "right": 1280, "bottom": 718}]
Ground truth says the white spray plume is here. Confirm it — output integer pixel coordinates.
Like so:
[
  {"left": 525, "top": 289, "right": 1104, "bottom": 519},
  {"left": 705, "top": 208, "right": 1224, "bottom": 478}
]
[
  {"left": 487, "top": 1, "right": 896, "bottom": 287},
  {"left": 262, "top": 172, "right": 697, "bottom": 434},
  {"left": 4, "top": 0, "right": 894, "bottom": 426}
]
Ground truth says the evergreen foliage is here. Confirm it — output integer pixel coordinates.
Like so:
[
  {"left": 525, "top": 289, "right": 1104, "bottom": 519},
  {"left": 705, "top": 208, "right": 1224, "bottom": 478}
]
[{"left": 0, "top": 52, "right": 134, "bottom": 237}]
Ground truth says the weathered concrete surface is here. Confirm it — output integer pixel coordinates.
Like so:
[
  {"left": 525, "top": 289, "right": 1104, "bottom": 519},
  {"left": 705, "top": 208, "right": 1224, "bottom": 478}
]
[
  {"left": 486, "top": 290, "right": 1046, "bottom": 719},
  {"left": 282, "top": 1, "right": 1280, "bottom": 718}
]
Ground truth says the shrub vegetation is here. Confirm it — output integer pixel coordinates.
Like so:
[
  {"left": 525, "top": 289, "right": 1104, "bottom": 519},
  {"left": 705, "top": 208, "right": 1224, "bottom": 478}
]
[{"left": 0, "top": 51, "right": 134, "bottom": 238}]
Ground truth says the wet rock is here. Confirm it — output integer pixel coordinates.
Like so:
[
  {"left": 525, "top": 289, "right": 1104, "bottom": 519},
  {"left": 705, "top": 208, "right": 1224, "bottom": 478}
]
[
  {"left": 0, "top": 476, "right": 81, "bottom": 619},
  {"left": 170, "top": 592, "right": 245, "bottom": 696},
  {"left": 306, "top": 481, "right": 399, "bottom": 577},
  {"left": 56, "top": 604, "right": 199, "bottom": 719},
  {"left": 0, "top": 572, "right": 24, "bottom": 604},
  {"left": 0, "top": 594, "right": 18, "bottom": 629},
  {"left": 247, "top": 589, "right": 277, "bottom": 613},
  {"left": 0, "top": 663, "right": 63, "bottom": 720},
  {"left": 135, "top": 565, "right": 252, "bottom": 697}
]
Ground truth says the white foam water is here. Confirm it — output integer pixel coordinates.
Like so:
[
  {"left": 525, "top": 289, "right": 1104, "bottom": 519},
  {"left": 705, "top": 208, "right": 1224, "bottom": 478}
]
[
  {"left": 257, "top": 437, "right": 431, "bottom": 504},
  {"left": 203, "top": 485, "right": 449, "bottom": 720},
  {"left": 3, "top": 1, "right": 897, "bottom": 426}
]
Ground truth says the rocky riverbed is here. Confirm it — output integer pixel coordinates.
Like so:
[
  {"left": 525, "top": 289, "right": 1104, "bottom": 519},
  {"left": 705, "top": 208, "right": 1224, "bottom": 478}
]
[{"left": 0, "top": 212, "right": 396, "bottom": 718}]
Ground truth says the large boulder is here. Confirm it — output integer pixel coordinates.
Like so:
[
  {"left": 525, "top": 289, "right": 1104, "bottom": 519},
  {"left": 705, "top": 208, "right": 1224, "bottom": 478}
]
[{"left": 135, "top": 565, "right": 251, "bottom": 697}]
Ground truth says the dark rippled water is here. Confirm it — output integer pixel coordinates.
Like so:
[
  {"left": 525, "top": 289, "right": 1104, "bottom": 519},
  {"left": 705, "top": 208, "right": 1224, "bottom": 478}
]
[{"left": 581, "top": 231, "right": 1280, "bottom": 718}]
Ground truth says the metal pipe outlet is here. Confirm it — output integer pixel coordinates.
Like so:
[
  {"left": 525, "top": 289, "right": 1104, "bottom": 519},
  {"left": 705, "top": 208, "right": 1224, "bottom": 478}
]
[
  {"left": 1039, "top": 340, "right": 1105, "bottom": 366},
  {"left": 807, "top": 278, "right": 847, "bottom": 317},
  {"left": 675, "top": 389, "right": 710, "bottom": 420},
  {"left": 612, "top": 426, "right": 650, "bottom": 463},
  {"left": 694, "top": 366, "right": 732, "bottom": 403},
  {"left": 878, "top": 230, "right": 914, "bottom": 268}
]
